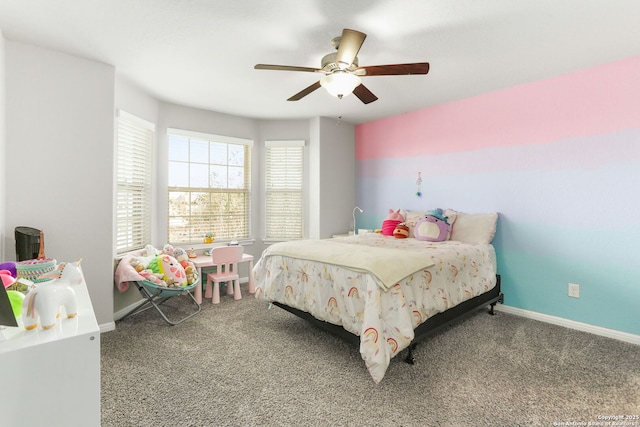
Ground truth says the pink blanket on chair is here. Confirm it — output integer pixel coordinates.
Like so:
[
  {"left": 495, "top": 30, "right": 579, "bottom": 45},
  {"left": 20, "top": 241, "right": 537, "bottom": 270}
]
[{"left": 114, "top": 250, "right": 146, "bottom": 293}]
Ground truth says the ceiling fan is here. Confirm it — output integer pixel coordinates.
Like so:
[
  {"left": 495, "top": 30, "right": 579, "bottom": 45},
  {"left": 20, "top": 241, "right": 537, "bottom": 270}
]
[{"left": 254, "top": 28, "right": 430, "bottom": 104}]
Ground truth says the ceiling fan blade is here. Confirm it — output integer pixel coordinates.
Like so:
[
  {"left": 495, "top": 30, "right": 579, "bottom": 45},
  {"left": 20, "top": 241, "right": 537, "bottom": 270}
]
[
  {"left": 335, "top": 29, "right": 367, "bottom": 69},
  {"left": 352, "top": 83, "right": 378, "bottom": 104},
  {"left": 355, "top": 62, "right": 430, "bottom": 76},
  {"left": 287, "top": 81, "right": 322, "bottom": 101},
  {"left": 255, "top": 64, "right": 322, "bottom": 73}
]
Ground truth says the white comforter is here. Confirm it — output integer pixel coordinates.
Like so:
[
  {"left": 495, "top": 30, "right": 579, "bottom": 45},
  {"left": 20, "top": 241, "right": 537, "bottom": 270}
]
[{"left": 253, "top": 233, "right": 497, "bottom": 383}]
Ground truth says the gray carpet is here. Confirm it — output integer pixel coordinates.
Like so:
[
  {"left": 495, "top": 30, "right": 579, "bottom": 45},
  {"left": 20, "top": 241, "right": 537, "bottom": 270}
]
[{"left": 101, "top": 293, "right": 640, "bottom": 427}]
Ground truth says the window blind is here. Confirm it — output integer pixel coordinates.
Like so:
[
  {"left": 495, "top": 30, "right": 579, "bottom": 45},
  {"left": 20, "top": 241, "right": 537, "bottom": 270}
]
[
  {"left": 167, "top": 129, "right": 253, "bottom": 244},
  {"left": 265, "top": 140, "right": 305, "bottom": 240},
  {"left": 116, "top": 110, "right": 154, "bottom": 254}
]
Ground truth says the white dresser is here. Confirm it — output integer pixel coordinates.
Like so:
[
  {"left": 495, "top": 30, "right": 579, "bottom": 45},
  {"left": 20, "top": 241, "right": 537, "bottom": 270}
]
[{"left": 0, "top": 280, "right": 100, "bottom": 426}]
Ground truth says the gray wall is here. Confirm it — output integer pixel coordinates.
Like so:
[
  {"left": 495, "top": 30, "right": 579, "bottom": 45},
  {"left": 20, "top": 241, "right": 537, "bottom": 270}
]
[{"left": 4, "top": 40, "right": 115, "bottom": 325}]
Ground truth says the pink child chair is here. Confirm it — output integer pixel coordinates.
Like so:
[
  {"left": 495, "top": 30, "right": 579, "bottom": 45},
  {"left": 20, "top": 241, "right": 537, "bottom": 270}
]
[{"left": 205, "top": 246, "right": 244, "bottom": 304}]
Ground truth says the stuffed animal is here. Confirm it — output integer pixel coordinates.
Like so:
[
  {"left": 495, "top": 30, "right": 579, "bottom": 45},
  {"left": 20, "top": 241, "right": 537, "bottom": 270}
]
[
  {"left": 393, "top": 223, "right": 410, "bottom": 239},
  {"left": 381, "top": 209, "right": 405, "bottom": 236},
  {"left": 414, "top": 208, "right": 451, "bottom": 242},
  {"left": 144, "top": 244, "right": 159, "bottom": 257},
  {"left": 173, "top": 247, "right": 190, "bottom": 269},
  {"left": 162, "top": 244, "right": 175, "bottom": 256},
  {"left": 157, "top": 255, "right": 187, "bottom": 286},
  {"left": 184, "top": 264, "right": 196, "bottom": 285},
  {"left": 139, "top": 269, "right": 166, "bottom": 285},
  {"left": 133, "top": 245, "right": 159, "bottom": 266},
  {"left": 130, "top": 258, "right": 145, "bottom": 272}
]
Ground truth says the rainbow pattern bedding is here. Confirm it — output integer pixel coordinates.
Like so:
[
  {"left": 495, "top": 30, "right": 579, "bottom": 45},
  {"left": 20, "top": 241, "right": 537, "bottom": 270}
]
[{"left": 253, "top": 233, "right": 497, "bottom": 383}]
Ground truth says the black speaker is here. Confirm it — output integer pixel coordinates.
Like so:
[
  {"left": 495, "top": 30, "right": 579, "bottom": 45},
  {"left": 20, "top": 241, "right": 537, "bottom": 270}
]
[{"left": 15, "top": 226, "right": 41, "bottom": 261}]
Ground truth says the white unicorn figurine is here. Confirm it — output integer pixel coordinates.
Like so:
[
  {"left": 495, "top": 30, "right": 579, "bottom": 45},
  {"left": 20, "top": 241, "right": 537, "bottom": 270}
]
[
  {"left": 21, "top": 259, "right": 83, "bottom": 330},
  {"left": 22, "top": 280, "right": 77, "bottom": 330}
]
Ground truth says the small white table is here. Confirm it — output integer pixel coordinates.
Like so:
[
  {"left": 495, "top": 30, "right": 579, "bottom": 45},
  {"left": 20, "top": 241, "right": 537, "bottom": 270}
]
[{"left": 190, "top": 253, "right": 255, "bottom": 304}]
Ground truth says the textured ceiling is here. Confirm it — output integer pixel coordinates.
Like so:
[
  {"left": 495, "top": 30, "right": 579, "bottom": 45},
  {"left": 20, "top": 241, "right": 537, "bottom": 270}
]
[{"left": 1, "top": 0, "right": 639, "bottom": 124}]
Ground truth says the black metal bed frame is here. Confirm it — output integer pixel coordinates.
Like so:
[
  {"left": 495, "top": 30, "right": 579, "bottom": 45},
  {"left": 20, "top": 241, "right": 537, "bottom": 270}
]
[{"left": 272, "top": 275, "right": 503, "bottom": 365}]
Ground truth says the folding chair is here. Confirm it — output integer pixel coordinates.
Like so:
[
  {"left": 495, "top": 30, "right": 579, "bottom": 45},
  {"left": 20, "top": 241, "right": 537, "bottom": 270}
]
[{"left": 120, "top": 278, "right": 201, "bottom": 326}]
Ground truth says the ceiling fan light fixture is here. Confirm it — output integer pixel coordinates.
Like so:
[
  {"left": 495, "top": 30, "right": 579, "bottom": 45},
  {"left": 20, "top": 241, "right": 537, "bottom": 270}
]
[
  {"left": 255, "top": 28, "right": 428, "bottom": 104},
  {"left": 320, "top": 71, "right": 361, "bottom": 99}
]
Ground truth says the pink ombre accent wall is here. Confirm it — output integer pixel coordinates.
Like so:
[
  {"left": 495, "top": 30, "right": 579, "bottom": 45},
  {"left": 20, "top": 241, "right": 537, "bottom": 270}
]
[
  {"left": 356, "top": 55, "right": 640, "bottom": 160},
  {"left": 354, "top": 55, "right": 640, "bottom": 336}
]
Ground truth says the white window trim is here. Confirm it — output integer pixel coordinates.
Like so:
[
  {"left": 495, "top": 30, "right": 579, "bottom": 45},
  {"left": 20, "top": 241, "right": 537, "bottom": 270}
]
[{"left": 167, "top": 128, "right": 253, "bottom": 147}]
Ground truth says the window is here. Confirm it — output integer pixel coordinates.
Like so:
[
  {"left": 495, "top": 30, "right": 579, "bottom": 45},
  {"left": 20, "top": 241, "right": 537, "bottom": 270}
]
[
  {"left": 167, "top": 129, "right": 252, "bottom": 244},
  {"left": 115, "top": 110, "right": 154, "bottom": 255},
  {"left": 265, "top": 140, "right": 305, "bottom": 240}
]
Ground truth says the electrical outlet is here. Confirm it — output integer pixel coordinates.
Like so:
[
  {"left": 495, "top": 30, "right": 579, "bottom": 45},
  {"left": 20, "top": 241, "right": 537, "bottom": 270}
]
[{"left": 568, "top": 283, "right": 580, "bottom": 298}]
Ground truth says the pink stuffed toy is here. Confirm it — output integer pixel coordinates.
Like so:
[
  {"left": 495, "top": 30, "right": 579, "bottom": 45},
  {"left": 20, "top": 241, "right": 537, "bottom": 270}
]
[
  {"left": 140, "top": 269, "right": 165, "bottom": 285},
  {"left": 381, "top": 209, "right": 405, "bottom": 236},
  {"left": 157, "top": 255, "right": 187, "bottom": 286}
]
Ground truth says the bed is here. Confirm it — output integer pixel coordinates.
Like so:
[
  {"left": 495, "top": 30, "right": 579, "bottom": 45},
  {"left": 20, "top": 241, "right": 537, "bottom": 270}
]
[{"left": 253, "top": 209, "right": 503, "bottom": 383}]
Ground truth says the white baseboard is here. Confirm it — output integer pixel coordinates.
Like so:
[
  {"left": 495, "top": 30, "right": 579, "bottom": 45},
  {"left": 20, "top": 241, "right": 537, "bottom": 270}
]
[
  {"left": 113, "top": 301, "right": 142, "bottom": 322},
  {"left": 99, "top": 321, "right": 116, "bottom": 333},
  {"left": 496, "top": 305, "right": 640, "bottom": 345},
  {"left": 98, "top": 301, "right": 142, "bottom": 333},
  {"left": 98, "top": 300, "right": 144, "bottom": 333}
]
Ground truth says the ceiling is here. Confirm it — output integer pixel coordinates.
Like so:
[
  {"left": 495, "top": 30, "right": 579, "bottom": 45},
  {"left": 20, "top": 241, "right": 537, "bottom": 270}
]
[{"left": 1, "top": 0, "right": 639, "bottom": 125}]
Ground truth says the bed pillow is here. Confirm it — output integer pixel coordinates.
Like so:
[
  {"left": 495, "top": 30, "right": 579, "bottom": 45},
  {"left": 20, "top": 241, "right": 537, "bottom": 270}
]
[
  {"left": 404, "top": 211, "right": 427, "bottom": 238},
  {"left": 444, "top": 209, "right": 498, "bottom": 244}
]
